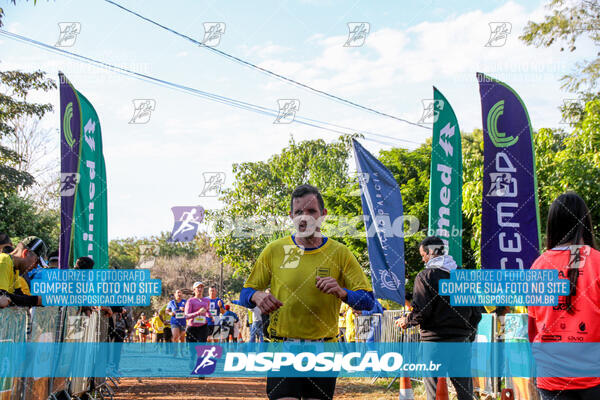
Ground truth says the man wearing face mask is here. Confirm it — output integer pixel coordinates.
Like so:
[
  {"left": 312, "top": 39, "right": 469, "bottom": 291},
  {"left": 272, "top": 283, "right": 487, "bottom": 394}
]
[{"left": 239, "top": 184, "right": 374, "bottom": 400}]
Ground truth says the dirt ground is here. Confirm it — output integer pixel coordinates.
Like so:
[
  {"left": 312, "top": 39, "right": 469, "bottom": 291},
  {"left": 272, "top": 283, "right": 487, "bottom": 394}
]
[{"left": 112, "top": 377, "right": 417, "bottom": 400}]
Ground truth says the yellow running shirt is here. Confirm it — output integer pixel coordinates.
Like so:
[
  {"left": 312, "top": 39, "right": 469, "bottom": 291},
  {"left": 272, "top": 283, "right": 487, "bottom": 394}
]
[
  {"left": 159, "top": 304, "right": 171, "bottom": 328},
  {"left": 150, "top": 316, "right": 165, "bottom": 334},
  {"left": 18, "top": 276, "right": 30, "bottom": 295},
  {"left": 0, "top": 254, "right": 19, "bottom": 294},
  {"left": 244, "top": 236, "right": 372, "bottom": 340}
]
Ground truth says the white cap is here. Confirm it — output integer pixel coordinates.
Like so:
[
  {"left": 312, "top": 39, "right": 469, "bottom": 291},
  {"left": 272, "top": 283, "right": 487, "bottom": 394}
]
[{"left": 192, "top": 281, "right": 204, "bottom": 289}]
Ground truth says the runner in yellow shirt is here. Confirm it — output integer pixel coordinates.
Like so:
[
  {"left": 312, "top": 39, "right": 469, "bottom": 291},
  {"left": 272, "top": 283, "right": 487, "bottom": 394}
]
[
  {"left": 238, "top": 184, "right": 374, "bottom": 400},
  {"left": 150, "top": 312, "right": 165, "bottom": 343},
  {"left": 17, "top": 276, "right": 30, "bottom": 295},
  {"left": 0, "top": 236, "right": 46, "bottom": 307},
  {"left": 159, "top": 302, "right": 172, "bottom": 342},
  {"left": 338, "top": 302, "right": 349, "bottom": 341},
  {"left": 345, "top": 306, "right": 357, "bottom": 342}
]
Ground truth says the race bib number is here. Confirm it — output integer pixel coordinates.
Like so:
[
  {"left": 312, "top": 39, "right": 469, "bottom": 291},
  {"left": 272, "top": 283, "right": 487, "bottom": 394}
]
[
  {"left": 175, "top": 311, "right": 185, "bottom": 319},
  {"left": 194, "top": 316, "right": 206, "bottom": 324},
  {"left": 210, "top": 309, "right": 218, "bottom": 316}
]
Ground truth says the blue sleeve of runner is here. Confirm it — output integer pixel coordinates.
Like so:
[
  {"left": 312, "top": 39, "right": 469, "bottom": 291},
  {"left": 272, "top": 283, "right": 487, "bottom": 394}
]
[
  {"left": 239, "top": 287, "right": 257, "bottom": 308},
  {"left": 344, "top": 289, "right": 374, "bottom": 311}
]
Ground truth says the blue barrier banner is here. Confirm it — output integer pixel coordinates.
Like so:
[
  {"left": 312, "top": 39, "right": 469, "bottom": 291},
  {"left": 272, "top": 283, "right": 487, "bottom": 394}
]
[
  {"left": 30, "top": 269, "right": 161, "bottom": 306},
  {"left": 438, "top": 269, "right": 569, "bottom": 306},
  {"left": 1, "top": 343, "right": 599, "bottom": 378}
]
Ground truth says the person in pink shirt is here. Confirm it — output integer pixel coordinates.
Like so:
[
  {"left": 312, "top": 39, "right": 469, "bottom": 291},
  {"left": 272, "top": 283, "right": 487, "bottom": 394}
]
[{"left": 185, "top": 281, "right": 211, "bottom": 343}]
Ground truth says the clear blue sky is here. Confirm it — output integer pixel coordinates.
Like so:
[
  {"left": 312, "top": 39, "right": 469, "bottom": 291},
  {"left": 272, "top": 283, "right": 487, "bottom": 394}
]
[{"left": 0, "top": 0, "right": 592, "bottom": 239}]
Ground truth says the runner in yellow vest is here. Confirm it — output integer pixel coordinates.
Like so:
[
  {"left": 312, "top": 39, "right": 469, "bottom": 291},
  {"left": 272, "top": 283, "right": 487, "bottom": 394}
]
[
  {"left": 150, "top": 312, "right": 165, "bottom": 343},
  {"left": 338, "top": 302, "right": 349, "bottom": 341},
  {"left": 345, "top": 307, "right": 356, "bottom": 342}
]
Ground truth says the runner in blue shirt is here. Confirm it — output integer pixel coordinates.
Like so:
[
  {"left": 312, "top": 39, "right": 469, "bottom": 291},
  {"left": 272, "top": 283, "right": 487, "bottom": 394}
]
[
  {"left": 207, "top": 286, "right": 225, "bottom": 342},
  {"left": 165, "top": 289, "right": 187, "bottom": 353}
]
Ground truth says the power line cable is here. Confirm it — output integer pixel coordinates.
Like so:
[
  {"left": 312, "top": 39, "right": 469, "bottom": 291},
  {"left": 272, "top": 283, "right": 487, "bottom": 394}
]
[
  {"left": 103, "top": 0, "right": 431, "bottom": 131},
  {"left": 0, "top": 29, "right": 418, "bottom": 147}
]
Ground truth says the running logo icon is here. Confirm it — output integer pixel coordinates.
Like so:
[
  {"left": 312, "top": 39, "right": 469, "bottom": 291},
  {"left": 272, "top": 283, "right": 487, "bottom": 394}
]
[
  {"left": 138, "top": 245, "right": 159, "bottom": 269},
  {"left": 281, "top": 245, "right": 304, "bottom": 269},
  {"left": 485, "top": 22, "right": 512, "bottom": 47},
  {"left": 344, "top": 22, "right": 370, "bottom": 47},
  {"left": 168, "top": 206, "right": 205, "bottom": 242},
  {"left": 55, "top": 22, "right": 81, "bottom": 47},
  {"left": 202, "top": 23, "right": 226, "bottom": 47},
  {"left": 274, "top": 99, "right": 300, "bottom": 124},
  {"left": 350, "top": 172, "right": 370, "bottom": 196},
  {"left": 379, "top": 270, "right": 402, "bottom": 291},
  {"left": 487, "top": 172, "right": 516, "bottom": 197},
  {"left": 560, "top": 99, "right": 581, "bottom": 124},
  {"left": 129, "top": 99, "right": 156, "bottom": 124},
  {"left": 192, "top": 345, "right": 223, "bottom": 375},
  {"left": 199, "top": 172, "right": 226, "bottom": 197},
  {"left": 418, "top": 99, "right": 444, "bottom": 124},
  {"left": 60, "top": 173, "right": 80, "bottom": 197}
]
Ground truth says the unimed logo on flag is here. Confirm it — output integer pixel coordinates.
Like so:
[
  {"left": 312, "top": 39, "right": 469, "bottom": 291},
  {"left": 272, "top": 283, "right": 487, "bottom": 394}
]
[{"left": 192, "top": 345, "right": 223, "bottom": 375}]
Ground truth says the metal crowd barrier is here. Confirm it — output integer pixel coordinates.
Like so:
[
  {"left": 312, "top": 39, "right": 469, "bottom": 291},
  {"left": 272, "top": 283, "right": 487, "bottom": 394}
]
[
  {"left": 502, "top": 313, "right": 539, "bottom": 400},
  {"left": 359, "top": 309, "right": 539, "bottom": 400},
  {"left": 355, "top": 314, "right": 381, "bottom": 342},
  {"left": 380, "top": 309, "right": 420, "bottom": 343},
  {"left": 22, "top": 307, "right": 62, "bottom": 400},
  {"left": 0, "top": 307, "right": 112, "bottom": 400},
  {"left": 0, "top": 307, "right": 28, "bottom": 400},
  {"left": 0, "top": 305, "right": 543, "bottom": 400}
]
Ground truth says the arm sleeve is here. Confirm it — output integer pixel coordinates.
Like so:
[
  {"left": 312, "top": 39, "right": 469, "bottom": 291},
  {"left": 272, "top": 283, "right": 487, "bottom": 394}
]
[
  {"left": 5, "top": 291, "right": 39, "bottom": 307},
  {"left": 239, "top": 287, "right": 257, "bottom": 308},
  {"left": 406, "top": 272, "right": 434, "bottom": 327},
  {"left": 344, "top": 289, "right": 374, "bottom": 311}
]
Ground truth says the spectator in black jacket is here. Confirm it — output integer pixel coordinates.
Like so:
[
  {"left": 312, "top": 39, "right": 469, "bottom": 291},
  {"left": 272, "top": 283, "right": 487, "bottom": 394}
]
[{"left": 396, "top": 236, "right": 481, "bottom": 400}]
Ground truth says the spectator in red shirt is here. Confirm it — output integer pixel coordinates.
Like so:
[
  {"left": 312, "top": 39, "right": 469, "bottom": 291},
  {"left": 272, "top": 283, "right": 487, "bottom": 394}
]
[{"left": 528, "top": 192, "right": 600, "bottom": 399}]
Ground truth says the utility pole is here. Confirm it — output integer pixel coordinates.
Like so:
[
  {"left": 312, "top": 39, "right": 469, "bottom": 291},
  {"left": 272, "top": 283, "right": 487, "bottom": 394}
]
[{"left": 220, "top": 262, "right": 223, "bottom": 296}]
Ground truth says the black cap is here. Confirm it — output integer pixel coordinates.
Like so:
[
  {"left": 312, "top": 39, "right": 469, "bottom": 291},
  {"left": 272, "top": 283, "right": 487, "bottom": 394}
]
[{"left": 21, "top": 236, "right": 48, "bottom": 266}]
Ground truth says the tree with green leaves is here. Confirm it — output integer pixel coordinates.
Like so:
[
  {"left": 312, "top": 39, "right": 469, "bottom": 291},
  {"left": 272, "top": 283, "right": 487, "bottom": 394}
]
[
  {"left": 521, "top": 0, "right": 600, "bottom": 125},
  {"left": 0, "top": 71, "right": 55, "bottom": 190},
  {"left": 209, "top": 134, "right": 357, "bottom": 276},
  {"left": 0, "top": 68, "right": 58, "bottom": 246},
  {"left": 521, "top": 0, "right": 600, "bottom": 94}
]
